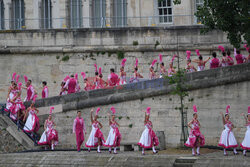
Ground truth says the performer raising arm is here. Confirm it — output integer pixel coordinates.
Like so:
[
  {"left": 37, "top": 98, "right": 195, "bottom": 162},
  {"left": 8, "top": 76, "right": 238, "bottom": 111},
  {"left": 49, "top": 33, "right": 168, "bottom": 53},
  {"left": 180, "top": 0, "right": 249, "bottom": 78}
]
[
  {"left": 192, "top": 49, "right": 210, "bottom": 71},
  {"left": 240, "top": 107, "right": 250, "bottom": 156}
]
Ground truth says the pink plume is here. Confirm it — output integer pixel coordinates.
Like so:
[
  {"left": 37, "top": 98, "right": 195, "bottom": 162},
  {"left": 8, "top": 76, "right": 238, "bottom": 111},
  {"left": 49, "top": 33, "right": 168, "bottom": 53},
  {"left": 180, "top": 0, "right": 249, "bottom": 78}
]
[
  {"left": 171, "top": 55, "right": 177, "bottom": 63},
  {"left": 94, "top": 64, "right": 98, "bottom": 72},
  {"left": 226, "top": 105, "right": 230, "bottom": 114},
  {"left": 146, "top": 107, "right": 151, "bottom": 115},
  {"left": 248, "top": 106, "right": 250, "bottom": 115},
  {"left": 121, "top": 58, "right": 127, "bottom": 67},
  {"left": 74, "top": 73, "right": 78, "bottom": 81},
  {"left": 195, "top": 49, "right": 200, "bottom": 56},
  {"left": 135, "top": 58, "right": 138, "bottom": 67},
  {"left": 12, "top": 73, "right": 16, "bottom": 81},
  {"left": 218, "top": 45, "right": 225, "bottom": 53},
  {"left": 95, "top": 107, "right": 101, "bottom": 115},
  {"left": 32, "top": 94, "right": 38, "bottom": 103},
  {"left": 18, "top": 83, "right": 22, "bottom": 90},
  {"left": 151, "top": 59, "right": 157, "bottom": 67},
  {"left": 24, "top": 75, "right": 28, "bottom": 83},
  {"left": 16, "top": 75, "right": 20, "bottom": 83},
  {"left": 81, "top": 72, "right": 86, "bottom": 80},
  {"left": 63, "top": 75, "right": 70, "bottom": 82},
  {"left": 98, "top": 67, "right": 102, "bottom": 75},
  {"left": 110, "top": 106, "right": 116, "bottom": 115},
  {"left": 159, "top": 54, "right": 163, "bottom": 63},
  {"left": 244, "top": 44, "right": 250, "bottom": 52},
  {"left": 186, "top": 51, "right": 191, "bottom": 60},
  {"left": 50, "top": 107, "right": 54, "bottom": 115},
  {"left": 193, "top": 105, "right": 198, "bottom": 113}
]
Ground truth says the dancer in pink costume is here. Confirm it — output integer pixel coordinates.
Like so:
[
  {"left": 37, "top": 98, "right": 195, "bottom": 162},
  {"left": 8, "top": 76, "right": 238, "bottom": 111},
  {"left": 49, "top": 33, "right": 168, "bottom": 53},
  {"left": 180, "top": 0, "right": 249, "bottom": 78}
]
[
  {"left": 168, "top": 55, "right": 176, "bottom": 77},
  {"left": 73, "top": 111, "right": 86, "bottom": 152},
  {"left": 60, "top": 76, "right": 69, "bottom": 95},
  {"left": 226, "top": 50, "right": 234, "bottom": 66},
  {"left": 23, "top": 76, "right": 35, "bottom": 102},
  {"left": 96, "top": 67, "right": 107, "bottom": 89},
  {"left": 64, "top": 74, "right": 78, "bottom": 94},
  {"left": 42, "top": 81, "right": 48, "bottom": 98},
  {"left": 149, "top": 59, "right": 157, "bottom": 80},
  {"left": 138, "top": 107, "right": 159, "bottom": 155},
  {"left": 104, "top": 107, "right": 122, "bottom": 154},
  {"left": 193, "top": 49, "right": 210, "bottom": 71},
  {"left": 119, "top": 59, "right": 127, "bottom": 84},
  {"left": 185, "top": 51, "right": 197, "bottom": 73},
  {"left": 240, "top": 106, "right": 250, "bottom": 156},
  {"left": 210, "top": 52, "right": 220, "bottom": 69},
  {"left": 159, "top": 54, "right": 167, "bottom": 78},
  {"left": 74, "top": 73, "right": 81, "bottom": 93},
  {"left": 218, "top": 46, "right": 228, "bottom": 67},
  {"left": 130, "top": 59, "right": 143, "bottom": 83},
  {"left": 6, "top": 73, "right": 18, "bottom": 112},
  {"left": 23, "top": 95, "right": 40, "bottom": 133},
  {"left": 185, "top": 105, "right": 205, "bottom": 156},
  {"left": 108, "top": 68, "right": 119, "bottom": 86},
  {"left": 234, "top": 48, "right": 246, "bottom": 64},
  {"left": 82, "top": 72, "right": 93, "bottom": 91},
  {"left": 38, "top": 107, "right": 58, "bottom": 150},
  {"left": 244, "top": 44, "right": 250, "bottom": 63},
  {"left": 85, "top": 108, "right": 105, "bottom": 153},
  {"left": 218, "top": 105, "right": 238, "bottom": 156},
  {"left": 93, "top": 64, "right": 99, "bottom": 89}
]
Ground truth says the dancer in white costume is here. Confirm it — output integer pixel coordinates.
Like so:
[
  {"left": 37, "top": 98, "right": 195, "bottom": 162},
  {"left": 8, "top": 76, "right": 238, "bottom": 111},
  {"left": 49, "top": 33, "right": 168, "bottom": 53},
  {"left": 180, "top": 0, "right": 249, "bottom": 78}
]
[
  {"left": 38, "top": 107, "right": 58, "bottom": 150},
  {"left": 218, "top": 105, "right": 238, "bottom": 156},
  {"left": 104, "top": 106, "right": 122, "bottom": 154},
  {"left": 138, "top": 107, "right": 159, "bottom": 155},
  {"left": 119, "top": 59, "right": 127, "bottom": 85},
  {"left": 149, "top": 59, "right": 157, "bottom": 80},
  {"left": 85, "top": 108, "right": 105, "bottom": 153},
  {"left": 159, "top": 54, "right": 167, "bottom": 78},
  {"left": 240, "top": 106, "right": 250, "bottom": 156}
]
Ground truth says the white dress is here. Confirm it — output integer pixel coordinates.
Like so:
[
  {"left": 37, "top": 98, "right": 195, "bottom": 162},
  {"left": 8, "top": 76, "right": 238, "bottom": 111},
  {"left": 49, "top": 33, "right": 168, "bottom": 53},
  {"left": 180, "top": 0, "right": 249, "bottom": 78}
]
[
  {"left": 119, "top": 75, "right": 127, "bottom": 85},
  {"left": 23, "top": 109, "right": 39, "bottom": 133},
  {"left": 104, "top": 122, "right": 122, "bottom": 147},
  {"left": 197, "top": 65, "right": 205, "bottom": 71},
  {"left": 38, "top": 120, "right": 58, "bottom": 146},
  {"left": 85, "top": 122, "right": 105, "bottom": 147},
  {"left": 218, "top": 121, "right": 238, "bottom": 148},
  {"left": 240, "top": 121, "right": 250, "bottom": 150}
]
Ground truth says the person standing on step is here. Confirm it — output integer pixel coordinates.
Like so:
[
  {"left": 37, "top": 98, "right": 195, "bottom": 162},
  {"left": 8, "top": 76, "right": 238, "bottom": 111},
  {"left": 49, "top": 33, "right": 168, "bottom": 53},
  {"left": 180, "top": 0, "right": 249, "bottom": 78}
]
[
  {"left": 218, "top": 105, "right": 238, "bottom": 156},
  {"left": 74, "top": 73, "right": 81, "bottom": 93},
  {"left": 64, "top": 74, "right": 78, "bottom": 94},
  {"left": 23, "top": 76, "right": 36, "bottom": 102},
  {"left": 168, "top": 55, "right": 177, "bottom": 77},
  {"left": 42, "top": 81, "right": 48, "bottom": 98},
  {"left": 85, "top": 108, "right": 105, "bottom": 153},
  {"left": 6, "top": 73, "right": 18, "bottom": 112},
  {"left": 23, "top": 95, "right": 40, "bottom": 134},
  {"left": 185, "top": 105, "right": 205, "bottom": 156},
  {"left": 73, "top": 111, "right": 86, "bottom": 152},
  {"left": 192, "top": 49, "right": 210, "bottom": 71},
  {"left": 119, "top": 58, "right": 127, "bottom": 85},
  {"left": 130, "top": 59, "right": 143, "bottom": 83},
  {"left": 60, "top": 76, "right": 69, "bottom": 95},
  {"left": 159, "top": 54, "right": 167, "bottom": 78},
  {"left": 104, "top": 107, "right": 122, "bottom": 154},
  {"left": 38, "top": 107, "right": 58, "bottom": 150},
  {"left": 108, "top": 68, "right": 119, "bottom": 87},
  {"left": 149, "top": 59, "right": 157, "bottom": 80},
  {"left": 240, "top": 106, "right": 250, "bottom": 156},
  {"left": 138, "top": 107, "right": 159, "bottom": 155}
]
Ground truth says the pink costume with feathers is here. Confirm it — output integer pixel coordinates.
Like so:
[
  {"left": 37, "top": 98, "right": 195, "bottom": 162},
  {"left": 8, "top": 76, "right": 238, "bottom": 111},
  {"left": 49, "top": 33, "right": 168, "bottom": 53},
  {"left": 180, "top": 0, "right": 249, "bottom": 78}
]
[
  {"left": 120, "top": 59, "right": 127, "bottom": 85},
  {"left": 240, "top": 106, "right": 250, "bottom": 150},
  {"left": 149, "top": 59, "right": 157, "bottom": 80}
]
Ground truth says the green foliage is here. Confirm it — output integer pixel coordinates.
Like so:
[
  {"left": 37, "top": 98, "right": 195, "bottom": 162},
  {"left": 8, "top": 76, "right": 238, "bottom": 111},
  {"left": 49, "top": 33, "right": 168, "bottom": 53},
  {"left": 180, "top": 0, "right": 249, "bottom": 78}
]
[
  {"left": 133, "top": 41, "right": 139, "bottom": 46},
  {"left": 126, "top": 116, "right": 130, "bottom": 120},
  {"left": 118, "top": 116, "right": 123, "bottom": 120},
  {"left": 89, "top": 52, "right": 94, "bottom": 57},
  {"left": 56, "top": 55, "right": 60, "bottom": 59},
  {"left": 154, "top": 40, "right": 160, "bottom": 49},
  {"left": 96, "top": 51, "right": 100, "bottom": 56},
  {"left": 128, "top": 124, "right": 133, "bottom": 128},
  {"left": 195, "top": 0, "right": 250, "bottom": 48},
  {"left": 101, "top": 51, "right": 106, "bottom": 55},
  {"left": 117, "top": 51, "right": 125, "bottom": 60},
  {"left": 62, "top": 55, "right": 70, "bottom": 62}
]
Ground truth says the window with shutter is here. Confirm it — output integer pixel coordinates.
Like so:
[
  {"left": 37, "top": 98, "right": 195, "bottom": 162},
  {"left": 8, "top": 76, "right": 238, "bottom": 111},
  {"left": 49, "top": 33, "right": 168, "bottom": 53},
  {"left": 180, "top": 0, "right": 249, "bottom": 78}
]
[
  {"left": 92, "top": 0, "right": 106, "bottom": 28},
  {"left": 0, "top": 0, "right": 4, "bottom": 30},
  {"left": 112, "top": 0, "right": 127, "bottom": 27}
]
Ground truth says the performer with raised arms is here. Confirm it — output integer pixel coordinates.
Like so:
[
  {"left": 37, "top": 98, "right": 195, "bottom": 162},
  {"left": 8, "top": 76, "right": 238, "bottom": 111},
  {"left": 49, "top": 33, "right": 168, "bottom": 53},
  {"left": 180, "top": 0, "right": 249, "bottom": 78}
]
[
  {"left": 149, "top": 59, "right": 157, "bottom": 79},
  {"left": 192, "top": 49, "right": 210, "bottom": 71},
  {"left": 120, "top": 59, "right": 127, "bottom": 84},
  {"left": 240, "top": 106, "right": 250, "bottom": 156},
  {"left": 159, "top": 54, "right": 167, "bottom": 78},
  {"left": 130, "top": 58, "right": 143, "bottom": 83},
  {"left": 186, "top": 51, "right": 197, "bottom": 73}
]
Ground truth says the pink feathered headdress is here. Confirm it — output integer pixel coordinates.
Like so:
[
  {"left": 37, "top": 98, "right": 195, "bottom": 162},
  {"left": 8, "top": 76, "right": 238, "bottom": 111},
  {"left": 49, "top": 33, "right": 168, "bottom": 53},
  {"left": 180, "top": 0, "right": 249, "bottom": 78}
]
[
  {"left": 248, "top": 106, "right": 250, "bottom": 115},
  {"left": 159, "top": 54, "right": 163, "bottom": 63},
  {"left": 81, "top": 72, "right": 86, "bottom": 80},
  {"left": 218, "top": 45, "right": 225, "bottom": 53},
  {"left": 94, "top": 64, "right": 98, "bottom": 72},
  {"left": 146, "top": 107, "right": 151, "bottom": 116},
  {"left": 186, "top": 51, "right": 191, "bottom": 60},
  {"left": 195, "top": 49, "right": 200, "bottom": 56},
  {"left": 98, "top": 67, "right": 102, "bottom": 75},
  {"left": 63, "top": 75, "right": 70, "bottom": 82},
  {"left": 50, "top": 107, "right": 54, "bottom": 115},
  {"left": 171, "top": 55, "right": 177, "bottom": 64},
  {"left": 151, "top": 59, "right": 157, "bottom": 67},
  {"left": 110, "top": 106, "right": 116, "bottom": 115},
  {"left": 193, "top": 105, "right": 198, "bottom": 113},
  {"left": 226, "top": 105, "right": 230, "bottom": 115},
  {"left": 16, "top": 75, "right": 20, "bottom": 83},
  {"left": 244, "top": 44, "right": 250, "bottom": 52},
  {"left": 135, "top": 58, "right": 138, "bottom": 68},
  {"left": 74, "top": 73, "right": 78, "bottom": 81},
  {"left": 23, "top": 75, "right": 28, "bottom": 84},
  {"left": 12, "top": 73, "right": 16, "bottom": 81},
  {"left": 121, "top": 58, "right": 127, "bottom": 67},
  {"left": 18, "top": 83, "right": 22, "bottom": 90},
  {"left": 32, "top": 94, "right": 38, "bottom": 103},
  {"left": 95, "top": 107, "right": 101, "bottom": 116}
]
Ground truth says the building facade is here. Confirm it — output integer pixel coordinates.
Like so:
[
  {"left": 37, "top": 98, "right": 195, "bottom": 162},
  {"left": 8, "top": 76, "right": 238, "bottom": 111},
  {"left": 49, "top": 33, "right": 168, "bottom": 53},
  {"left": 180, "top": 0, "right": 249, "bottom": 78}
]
[{"left": 0, "top": 0, "right": 203, "bottom": 30}]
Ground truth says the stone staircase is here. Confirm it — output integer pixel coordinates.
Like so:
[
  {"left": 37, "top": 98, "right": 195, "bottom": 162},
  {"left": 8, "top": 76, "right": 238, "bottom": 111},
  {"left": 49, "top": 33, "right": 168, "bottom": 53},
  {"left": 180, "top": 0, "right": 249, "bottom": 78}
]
[{"left": 173, "top": 157, "right": 197, "bottom": 167}]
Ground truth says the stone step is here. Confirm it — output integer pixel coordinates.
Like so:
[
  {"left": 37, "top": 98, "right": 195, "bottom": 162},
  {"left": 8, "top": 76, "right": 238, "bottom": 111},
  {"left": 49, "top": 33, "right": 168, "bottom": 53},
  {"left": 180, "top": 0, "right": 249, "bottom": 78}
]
[
  {"left": 173, "top": 162, "right": 194, "bottom": 167},
  {"left": 175, "top": 157, "right": 197, "bottom": 163}
]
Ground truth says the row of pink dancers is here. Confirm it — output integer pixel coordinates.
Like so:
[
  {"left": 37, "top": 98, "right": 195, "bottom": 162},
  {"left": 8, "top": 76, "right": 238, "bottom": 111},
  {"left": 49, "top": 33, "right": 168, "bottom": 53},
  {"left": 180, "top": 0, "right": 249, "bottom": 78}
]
[{"left": 185, "top": 105, "right": 250, "bottom": 156}]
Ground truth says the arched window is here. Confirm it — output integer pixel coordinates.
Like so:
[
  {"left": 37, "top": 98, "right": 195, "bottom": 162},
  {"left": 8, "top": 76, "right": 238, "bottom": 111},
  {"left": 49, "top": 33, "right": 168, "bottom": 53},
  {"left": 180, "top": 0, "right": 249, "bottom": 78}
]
[
  {"left": 113, "top": 0, "right": 127, "bottom": 27},
  {"left": 11, "top": 0, "right": 25, "bottom": 29},
  {"left": 0, "top": 0, "right": 4, "bottom": 30},
  {"left": 69, "top": 0, "right": 82, "bottom": 28},
  {"left": 41, "top": 0, "right": 52, "bottom": 29},
  {"left": 92, "top": 0, "right": 106, "bottom": 28}
]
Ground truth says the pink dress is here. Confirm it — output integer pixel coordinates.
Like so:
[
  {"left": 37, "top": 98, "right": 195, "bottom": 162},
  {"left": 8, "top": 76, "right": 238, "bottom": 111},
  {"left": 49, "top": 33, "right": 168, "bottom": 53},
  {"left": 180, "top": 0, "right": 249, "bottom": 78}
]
[
  {"left": 6, "top": 87, "right": 15, "bottom": 112},
  {"left": 168, "top": 68, "right": 175, "bottom": 77},
  {"left": 38, "top": 120, "right": 58, "bottom": 146},
  {"left": 23, "top": 108, "right": 40, "bottom": 133},
  {"left": 85, "top": 121, "right": 106, "bottom": 147},
  {"left": 241, "top": 121, "right": 250, "bottom": 150},
  {"left": 185, "top": 119, "right": 205, "bottom": 147},
  {"left": 119, "top": 73, "right": 127, "bottom": 85},
  {"left": 9, "top": 89, "right": 26, "bottom": 120},
  {"left": 104, "top": 122, "right": 122, "bottom": 147},
  {"left": 218, "top": 121, "right": 238, "bottom": 148},
  {"left": 138, "top": 121, "right": 159, "bottom": 148}
]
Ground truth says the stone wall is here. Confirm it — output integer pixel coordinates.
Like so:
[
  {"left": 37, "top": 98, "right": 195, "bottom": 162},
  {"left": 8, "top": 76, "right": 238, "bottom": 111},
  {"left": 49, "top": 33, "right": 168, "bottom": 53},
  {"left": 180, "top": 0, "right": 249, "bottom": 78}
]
[{"left": 31, "top": 63, "right": 250, "bottom": 148}]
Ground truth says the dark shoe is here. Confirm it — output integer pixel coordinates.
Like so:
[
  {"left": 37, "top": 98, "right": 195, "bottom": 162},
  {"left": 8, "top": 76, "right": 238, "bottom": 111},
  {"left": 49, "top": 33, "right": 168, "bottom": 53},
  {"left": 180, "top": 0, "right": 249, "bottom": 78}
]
[
  {"left": 233, "top": 152, "right": 239, "bottom": 155},
  {"left": 153, "top": 151, "right": 158, "bottom": 154}
]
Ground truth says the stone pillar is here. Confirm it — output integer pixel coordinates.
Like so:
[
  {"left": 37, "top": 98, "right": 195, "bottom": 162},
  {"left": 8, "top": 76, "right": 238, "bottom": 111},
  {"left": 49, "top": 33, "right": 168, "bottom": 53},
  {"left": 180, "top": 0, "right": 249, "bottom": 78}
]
[
  {"left": 105, "top": 0, "right": 111, "bottom": 27},
  {"left": 3, "top": 0, "right": 11, "bottom": 29}
]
